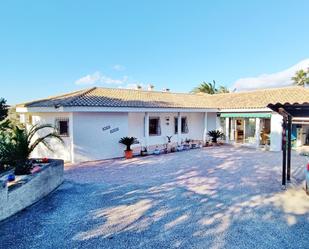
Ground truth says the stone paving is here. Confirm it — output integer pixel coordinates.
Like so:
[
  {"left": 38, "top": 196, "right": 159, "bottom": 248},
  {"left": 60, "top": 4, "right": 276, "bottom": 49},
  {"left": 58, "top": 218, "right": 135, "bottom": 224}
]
[{"left": 1, "top": 146, "right": 309, "bottom": 249}]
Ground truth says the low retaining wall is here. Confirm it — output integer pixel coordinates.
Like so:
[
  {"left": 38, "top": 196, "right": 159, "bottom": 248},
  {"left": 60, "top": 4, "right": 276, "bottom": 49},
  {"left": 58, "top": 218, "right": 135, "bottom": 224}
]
[{"left": 0, "top": 159, "right": 64, "bottom": 222}]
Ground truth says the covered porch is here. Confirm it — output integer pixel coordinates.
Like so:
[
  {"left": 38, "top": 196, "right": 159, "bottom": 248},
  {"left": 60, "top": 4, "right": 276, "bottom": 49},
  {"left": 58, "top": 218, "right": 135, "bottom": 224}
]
[
  {"left": 128, "top": 110, "right": 219, "bottom": 153},
  {"left": 219, "top": 112, "right": 272, "bottom": 149}
]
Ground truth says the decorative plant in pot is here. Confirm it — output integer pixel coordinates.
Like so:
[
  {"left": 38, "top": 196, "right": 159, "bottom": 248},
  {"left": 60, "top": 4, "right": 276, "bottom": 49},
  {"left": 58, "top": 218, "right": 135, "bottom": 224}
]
[
  {"left": 0, "top": 122, "right": 63, "bottom": 175},
  {"left": 119, "top": 137, "right": 139, "bottom": 159},
  {"left": 140, "top": 147, "right": 148, "bottom": 157},
  {"left": 207, "top": 130, "right": 224, "bottom": 144}
]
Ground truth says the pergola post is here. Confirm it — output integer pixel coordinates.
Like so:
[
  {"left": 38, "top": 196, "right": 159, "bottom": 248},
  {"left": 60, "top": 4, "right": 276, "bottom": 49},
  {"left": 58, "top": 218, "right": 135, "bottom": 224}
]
[
  {"left": 287, "top": 115, "right": 292, "bottom": 182},
  {"left": 282, "top": 116, "right": 287, "bottom": 187}
]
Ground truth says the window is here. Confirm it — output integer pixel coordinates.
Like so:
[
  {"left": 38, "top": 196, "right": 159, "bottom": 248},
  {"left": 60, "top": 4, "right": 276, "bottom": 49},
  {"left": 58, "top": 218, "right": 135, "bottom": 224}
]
[
  {"left": 149, "top": 117, "right": 161, "bottom": 136},
  {"left": 244, "top": 118, "right": 256, "bottom": 144},
  {"left": 174, "top": 117, "right": 189, "bottom": 134},
  {"left": 55, "top": 118, "right": 69, "bottom": 136}
]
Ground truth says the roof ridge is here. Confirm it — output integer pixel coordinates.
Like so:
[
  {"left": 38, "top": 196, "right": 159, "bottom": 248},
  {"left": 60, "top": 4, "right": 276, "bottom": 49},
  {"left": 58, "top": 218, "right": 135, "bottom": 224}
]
[
  {"left": 94, "top": 86, "right": 201, "bottom": 96},
  {"left": 212, "top": 86, "right": 306, "bottom": 97},
  {"left": 17, "top": 87, "right": 94, "bottom": 107},
  {"left": 61, "top": 87, "right": 97, "bottom": 106}
]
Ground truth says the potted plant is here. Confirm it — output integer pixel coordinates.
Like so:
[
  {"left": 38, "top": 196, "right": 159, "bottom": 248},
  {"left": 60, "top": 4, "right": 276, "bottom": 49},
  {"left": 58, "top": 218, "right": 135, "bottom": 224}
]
[
  {"left": 183, "top": 138, "right": 191, "bottom": 150},
  {"left": 153, "top": 146, "right": 161, "bottom": 155},
  {"left": 171, "top": 146, "right": 177, "bottom": 152},
  {"left": 140, "top": 147, "right": 148, "bottom": 157},
  {"left": 207, "top": 130, "right": 224, "bottom": 144},
  {"left": 119, "top": 137, "right": 139, "bottom": 159}
]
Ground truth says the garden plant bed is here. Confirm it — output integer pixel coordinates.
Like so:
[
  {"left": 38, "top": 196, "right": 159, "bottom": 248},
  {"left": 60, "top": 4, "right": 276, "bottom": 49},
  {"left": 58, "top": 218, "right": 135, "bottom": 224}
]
[{"left": 0, "top": 159, "right": 64, "bottom": 222}]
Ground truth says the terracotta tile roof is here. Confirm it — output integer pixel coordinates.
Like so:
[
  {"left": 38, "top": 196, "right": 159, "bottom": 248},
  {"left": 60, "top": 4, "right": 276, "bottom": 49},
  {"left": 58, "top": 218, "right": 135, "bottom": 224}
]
[
  {"left": 19, "top": 87, "right": 217, "bottom": 109},
  {"left": 209, "top": 86, "right": 309, "bottom": 109},
  {"left": 18, "top": 86, "right": 309, "bottom": 110}
]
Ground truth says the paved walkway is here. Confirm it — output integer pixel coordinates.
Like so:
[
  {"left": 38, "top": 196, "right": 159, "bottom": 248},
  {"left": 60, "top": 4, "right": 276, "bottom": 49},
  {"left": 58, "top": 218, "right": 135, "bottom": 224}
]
[{"left": 1, "top": 146, "right": 309, "bottom": 249}]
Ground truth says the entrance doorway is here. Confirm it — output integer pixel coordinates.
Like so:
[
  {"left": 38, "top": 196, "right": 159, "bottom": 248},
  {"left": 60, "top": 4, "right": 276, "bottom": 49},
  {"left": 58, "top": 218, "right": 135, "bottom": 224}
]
[{"left": 235, "top": 119, "right": 244, "bottom": 143}]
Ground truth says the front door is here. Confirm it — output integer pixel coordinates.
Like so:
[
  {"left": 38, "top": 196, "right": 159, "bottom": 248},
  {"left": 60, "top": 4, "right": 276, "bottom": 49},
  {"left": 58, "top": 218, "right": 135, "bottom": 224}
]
[{"left": 235, "top": 119, "right": 244, "bottom": 143}]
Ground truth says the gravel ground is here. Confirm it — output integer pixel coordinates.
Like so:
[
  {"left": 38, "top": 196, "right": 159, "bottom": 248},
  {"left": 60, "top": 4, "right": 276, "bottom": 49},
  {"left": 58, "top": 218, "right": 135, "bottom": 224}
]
[{"left": 1, "top": 146, "right": 309, "bottom": 249}]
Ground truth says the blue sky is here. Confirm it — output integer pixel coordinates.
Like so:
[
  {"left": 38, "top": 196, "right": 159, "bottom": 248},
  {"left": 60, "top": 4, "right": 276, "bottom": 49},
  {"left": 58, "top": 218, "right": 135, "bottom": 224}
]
[{"left": 1, "top": 0, "right": 309, "bottom": 104}]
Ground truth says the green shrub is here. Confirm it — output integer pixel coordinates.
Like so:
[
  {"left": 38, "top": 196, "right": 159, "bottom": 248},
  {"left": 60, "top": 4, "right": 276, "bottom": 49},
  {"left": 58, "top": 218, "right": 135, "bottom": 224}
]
[
  {"left": 207, "top": 130, "right": 224, "bottom": 143},
  {"left": 0, "top": 123, "right": 63, "bottom": 175},
  {"left": 119, "top": 137, "right": 139, "bottom": 151}
]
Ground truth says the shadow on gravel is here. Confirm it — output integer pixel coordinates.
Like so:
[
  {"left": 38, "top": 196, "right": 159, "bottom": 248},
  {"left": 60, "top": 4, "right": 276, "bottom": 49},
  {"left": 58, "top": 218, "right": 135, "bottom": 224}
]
[{"left": 1, "top": 147, "right": 308, "bottom": 249}]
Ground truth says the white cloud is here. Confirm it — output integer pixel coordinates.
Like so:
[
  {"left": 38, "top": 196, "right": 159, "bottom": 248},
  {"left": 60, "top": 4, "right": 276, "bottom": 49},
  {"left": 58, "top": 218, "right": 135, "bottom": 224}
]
[
  {"left": 112, "top": 64, "right": 126, "bottom": 71},
  {"left": 232, "top": 58, "right": 309, "bottom": 91},
  {"left": 75, "top": 71, "right": 128, "bottom": 85}
]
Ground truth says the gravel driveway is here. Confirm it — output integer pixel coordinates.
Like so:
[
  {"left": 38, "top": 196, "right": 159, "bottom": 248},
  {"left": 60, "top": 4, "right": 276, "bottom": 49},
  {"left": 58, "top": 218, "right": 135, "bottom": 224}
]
[{"left": 1, "top": 146, "right": 309, "bottom": 249}]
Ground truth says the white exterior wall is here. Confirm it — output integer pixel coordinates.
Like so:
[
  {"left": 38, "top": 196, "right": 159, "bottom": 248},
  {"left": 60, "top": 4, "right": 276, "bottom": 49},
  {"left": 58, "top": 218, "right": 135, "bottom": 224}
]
[
  {"left": 24, "top": 113, "right": 72, "bottom": 162},
  {"left": 72, "top": 112, "right": 128, "bottom": 163},
  {"left": 206, "top": 112, "right": 218, "bottom": 132},
  {"left": 19, "top": 110, "right": 218, "bottom": 162},
  {"left": 128, "top": 112, "right": 209, "bottom": 147},
  {"left": 270, "top": 113, "right": 283, "bottom": 151}
]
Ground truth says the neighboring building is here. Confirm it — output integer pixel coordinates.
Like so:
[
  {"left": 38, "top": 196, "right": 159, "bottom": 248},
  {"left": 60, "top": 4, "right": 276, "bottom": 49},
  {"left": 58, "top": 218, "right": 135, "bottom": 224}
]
[{"left": 16, "top": 86, "right": 309, "bottom": 163}]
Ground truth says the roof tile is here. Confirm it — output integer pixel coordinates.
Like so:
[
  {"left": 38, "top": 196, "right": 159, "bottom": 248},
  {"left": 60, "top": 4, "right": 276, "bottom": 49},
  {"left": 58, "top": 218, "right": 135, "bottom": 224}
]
[{"left": 18, "top": 86, "right": 309, "bottom": 110}]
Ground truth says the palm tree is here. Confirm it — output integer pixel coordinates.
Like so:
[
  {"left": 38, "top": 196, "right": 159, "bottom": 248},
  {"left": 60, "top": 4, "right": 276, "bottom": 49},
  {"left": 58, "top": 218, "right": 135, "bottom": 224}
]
[
  {"left": 192, "top": 80, "right": 217, "bottom": 94},
  {"left": 192, "top": 80, "right": 230, "bottom": 94},
  {"left": 217, "top": 86, "right": 230, "bottom": 93},
  {"left": 291, "top": 69, "right": 309, "bottom": 86},
  {"left": 0, "top": 124, "right": 63, "bottom": 174}
]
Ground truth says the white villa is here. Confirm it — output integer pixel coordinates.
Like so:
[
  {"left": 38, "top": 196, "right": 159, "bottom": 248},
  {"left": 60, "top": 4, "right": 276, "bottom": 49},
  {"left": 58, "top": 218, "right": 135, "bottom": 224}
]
[{"left": 16, "top": 86, "right": 309, "bottom": 163}]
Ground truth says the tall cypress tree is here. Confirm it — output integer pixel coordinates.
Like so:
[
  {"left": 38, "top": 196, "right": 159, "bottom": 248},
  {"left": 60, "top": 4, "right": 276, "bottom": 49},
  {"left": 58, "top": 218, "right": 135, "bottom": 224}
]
[{"left": 0, "top": 98, "right": 8, "bottom": 121}]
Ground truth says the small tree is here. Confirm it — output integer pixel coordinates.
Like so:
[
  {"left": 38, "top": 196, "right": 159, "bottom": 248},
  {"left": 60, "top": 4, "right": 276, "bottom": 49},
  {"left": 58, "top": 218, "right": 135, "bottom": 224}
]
[
  {"left": 119, "top": 137, "right": 139, "bottom": 151},
  {"left": 207, "top": 130, "right": 224, "bottom": 143},
  {"left": 0, "top": 98, "right": 8, "bottom": 121}
]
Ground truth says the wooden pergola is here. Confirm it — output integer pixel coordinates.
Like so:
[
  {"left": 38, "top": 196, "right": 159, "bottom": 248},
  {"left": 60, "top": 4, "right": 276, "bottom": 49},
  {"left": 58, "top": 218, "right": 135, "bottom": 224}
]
[{"left": 268, "top": 102, "right": 309, "bottom": 188}]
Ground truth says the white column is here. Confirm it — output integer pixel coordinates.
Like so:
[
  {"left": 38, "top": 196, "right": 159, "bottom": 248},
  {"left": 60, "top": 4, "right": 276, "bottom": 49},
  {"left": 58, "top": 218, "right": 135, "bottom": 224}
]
[
  {"left": 69, "top": 113, "right": 75, "bottom": 163},
  {"left": 177, "top": 112, "right": 182, "bottom": 144},
  {"left": 203, "top": 112, "right": 208, "bottom": 143},
  {"left": 144, "top": 112, "right": 149, "bottom": 147},
  {"left": 270, "top": 113, "right": 283, "bottom": 151},
  {"left": 243, "top": 118, "right": 246, "bottom": 143},
  {"left": 230, "top": 118, "right": 235, "bottom": 141},
  {"left": 255, "top": 118, "right": 261, "bottom": 148},
  {"left": 225, "top": 117, "right": 230, "bottom": 143}
]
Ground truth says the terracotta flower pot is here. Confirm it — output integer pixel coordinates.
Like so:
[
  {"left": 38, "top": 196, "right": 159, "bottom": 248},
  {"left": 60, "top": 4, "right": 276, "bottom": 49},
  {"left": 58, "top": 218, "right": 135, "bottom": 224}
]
[{"left": 124, "top": 150, "right": 133, "bottom": 159}]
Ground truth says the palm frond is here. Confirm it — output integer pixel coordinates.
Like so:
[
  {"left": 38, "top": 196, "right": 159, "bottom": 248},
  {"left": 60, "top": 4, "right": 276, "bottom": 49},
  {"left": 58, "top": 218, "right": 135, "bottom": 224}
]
[
  {"left": 28, "top": 124, "right": 56, "bottom": 143},
  {"left": 29, "top": 132, "right": 64, "bottom": 154}
]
